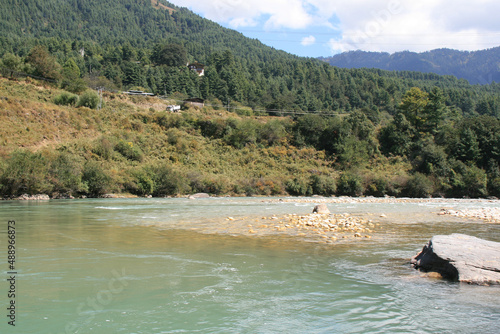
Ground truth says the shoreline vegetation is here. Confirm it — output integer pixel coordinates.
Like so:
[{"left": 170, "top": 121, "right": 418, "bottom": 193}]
[{"left": 0, "top": 77, "right": 499, "bottom": 201}]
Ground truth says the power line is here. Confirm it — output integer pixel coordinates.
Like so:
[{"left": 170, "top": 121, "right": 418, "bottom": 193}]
[
  {"left": 0, "top": 69, "right": 341, "bottom": 117},
  {"left": 162, "top": 98, "right": 342, "bottom": 117}
]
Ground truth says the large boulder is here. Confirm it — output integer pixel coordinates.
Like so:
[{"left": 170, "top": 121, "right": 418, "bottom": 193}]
[
  {"left": 312, "top": 204, "right": 330, "bottom": 214},
  {"left": 411, "top": 234, "right": 500, "bottom": 285},
  {"left": 188, "top": 193, "right": 210, "bottom": 199},
  {"left": 16, "top": 194, "right": 50, "bottom": 200}
]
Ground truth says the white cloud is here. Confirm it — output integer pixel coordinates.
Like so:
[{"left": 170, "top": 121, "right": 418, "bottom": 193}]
[
  {"left": 326, "top": 0, "right": 500, "bottom": 53},
  {"left": 172, "top": 0, "right": 332, "bottom": 29},
  {"left": 301, "top": 35, "right": 316, "bottom": 46},
  {"left": 171, "top": 0, "right": 500, "bottom": 53}
]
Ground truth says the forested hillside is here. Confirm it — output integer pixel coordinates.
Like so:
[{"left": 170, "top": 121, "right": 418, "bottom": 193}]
[
  {"left": 319, "top": 48, "right": 500, "bottom": 85},
  {"left": 1, "top": 0, "right": 499, "bottom": 116},
  {"left": 0, "top": 0, "right": 499, "bottom": 199}
]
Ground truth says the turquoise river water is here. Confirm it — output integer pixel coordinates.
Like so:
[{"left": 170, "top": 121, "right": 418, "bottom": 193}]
[{"left": 1, "top": 197, "right": 499, "bottom": 334}]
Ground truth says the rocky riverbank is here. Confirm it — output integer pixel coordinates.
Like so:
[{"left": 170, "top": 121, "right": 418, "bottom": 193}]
[
  {"left": 230, "top": 212, "right": 379, "bottom": 243},
  {"left": 266, "top": 197, "right": 500, "bottom": 223},
  {"left": 266, "top": 196, "right": 499, "bottom": 205},
  {"left": 439, "top": 208, "right": 500, "bottom": 223}
]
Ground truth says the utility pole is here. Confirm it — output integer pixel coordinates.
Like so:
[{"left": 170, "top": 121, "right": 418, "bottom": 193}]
[{"left": 97, "top": 87, "right": 103, "bottom": 110}]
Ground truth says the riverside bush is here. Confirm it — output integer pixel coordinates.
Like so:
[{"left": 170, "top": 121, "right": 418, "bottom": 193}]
[
  {"left": 450, "top": 165, "right": 487, "bottom": 198},
  {"left": 81, "top": 161, "right": 111, "bottom": 197},
  {"left": 403, "top": 173, "right": 434, "bottom": 198},
  {"left": 1, "top": 79, "right": 498, "bottom": 200},
  {"left": 49, "top": 152, "right": 85, "bottom": 196},
  {"left": 127, "top": 168, "right": 154, "bottom": 196},
  {"left": 310, "top": 174, "right": 337, "bottom": 196},
  {"left": 337, "top": 172, "right": 364, "bottom": 196},
  {"left": 0, "top": 150, "right": 51, "bottom": 196},
  {"left": 285, "top": 177, "right": 313, "bottom": 196},
  {"left": 152, "top": 165, "right": 190, "bottom": 196},
  {"left": 488, "top": 176, "right": 500, "bottom": 197}
]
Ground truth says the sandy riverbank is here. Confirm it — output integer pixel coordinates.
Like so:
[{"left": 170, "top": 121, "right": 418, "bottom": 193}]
[
  {"left": 235, "top": 212, "right": 377, "bottom": 243},
  {"left": 265, "top": 197, "right": 500, "bottom": 223}
]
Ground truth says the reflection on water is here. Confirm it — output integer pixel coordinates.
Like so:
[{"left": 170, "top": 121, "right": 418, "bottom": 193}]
[{"left": 0, "top": 198, "right": 499, "bottom": 334}]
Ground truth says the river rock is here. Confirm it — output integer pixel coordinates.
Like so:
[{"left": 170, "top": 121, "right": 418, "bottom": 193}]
[
  {"left": 312, "top": 204, "right": 330, "bottom": 214},
  {"left": 411, "top": 234, "right": 500, "bottom": 285},
  {"left": 189, "top": 193, "right": 210, "bottom": 199},
  {"left": 16, "top": 194, "right": 50, "bottom": 200},
  {"left": 52, "top": 193, "right": 75, "bottom": 200}
]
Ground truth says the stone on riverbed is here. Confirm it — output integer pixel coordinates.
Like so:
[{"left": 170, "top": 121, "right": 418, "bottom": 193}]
[
  {"left": 312, "top": 204, "right": 330, "bottom": 214},
  {"left": 189, "top": 193, "right": 210, "bottom": 199},
  {"left": 411, "top": 234, "right": 500, "bottom": 285},
  {"left": 15, "top": 194, "right": 50, "bottom": 200}
]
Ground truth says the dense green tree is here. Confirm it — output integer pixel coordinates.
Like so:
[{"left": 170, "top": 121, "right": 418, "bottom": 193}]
[
  {"left": 61, "top": 57, "right": 87, "bottom": 93},
  {"left": 379, "top": 113, "right": 415, "bottom": 156},
  {"left": 0, "top": 53, "right": 22, "bottom": 77},
  {"left": 294, "top": 114, "right": 328, "bottom": 147},
  {"left": 423, "top": 87, "right": 446, "bottom": 134},
  {"left": 26, "top": 45, "right": 62, "bottom": 81},
  {"left": 453, "top": 128, "right": 481, "bottom": 163},
  {"left": 151, "top": 43, "right": 187, "bottom": 67},
  {"left": 399, "top": 87, "right": 430, "bottom": 133}
]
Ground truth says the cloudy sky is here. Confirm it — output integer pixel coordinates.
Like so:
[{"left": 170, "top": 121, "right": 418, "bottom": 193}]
[{"left": 170, "top": 0, "right": 500, "bottom": 57}]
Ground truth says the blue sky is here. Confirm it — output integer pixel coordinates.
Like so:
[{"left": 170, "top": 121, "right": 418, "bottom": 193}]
[{"left": 170, "top": 0, "right": 500, "bottom": 58}]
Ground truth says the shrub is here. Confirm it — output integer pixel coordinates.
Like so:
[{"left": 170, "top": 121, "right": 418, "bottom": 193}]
[
  {"left": 92, "top": 137, "right": 115, "bottom": 160},
  {"left": 186, "top": 171, "right": 207, "bottom": 193},
  {"left": 337, "top": 172, "right": 364, "bottom": 196},
  {"left": 152, "top": 165, "right": 190, "bottom": 196},
  {"left": 62, "top": 78, "right": 88, "bottom": 94},
  {"left": 260, "top": 120, "right": 289, "bottom": 146},
  {"left": 54, "top": 92, "right": 78, "bottom": 106},
  {"left": 201, "top": 175, "right": 232, "bottom": 195},
  {"left": 285, "top": 177, "right": 312, "bottom": 196},
  {"left": 49, "top": 152, "right": 85, "bottom": 196},
  {"left": 450, "top": 165, "right": 487, "bottom": 198},
  {"left": 115, "top": 140, "right": 144, "bottom": 162},
  {"left": 0, "top": 150, "right": 51, "bottom": 196},
  {"left": 127, "top": 168, "right": 154, "bottom": 196},
  {"left": 403, "top": 173, "right": 434, "bottom": 198},
  {"left": 77, "top": 90, "right": 100, "bottom": 109},
  {"left": 234, "top": 105, "right": 253, "bottom": 116},
  {"left": 155, "top": 113, "right": 186, "bottom": 130},
  {"left": 310, "top": 174, "right": 337, "bottom": 196},
  {"left": 198, "top": 118, "right": 229, "bottom": 139},
  {"left": 81, "top": 161, "right": 111, "bottom": 197},
  {"left": 488, "top": 176, "right": 500, "bottom": 197},
  {"left": 253, "top": 178, "right": 283, "bottom": 196},
  {"left": 224, "top": 119, "right": 260, "bottom": 148}
]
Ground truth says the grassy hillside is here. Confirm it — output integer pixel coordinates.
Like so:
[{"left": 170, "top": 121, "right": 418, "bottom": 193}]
[
  {"left": 0, "top": 77, "right": 418, "bottom": 198},
  {"left": 2, "top": 77, "right": 499, "bottom": 199}
]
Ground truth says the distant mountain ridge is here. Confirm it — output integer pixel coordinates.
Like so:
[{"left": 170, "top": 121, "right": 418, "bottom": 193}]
[{"left": 319, "top": 47, "right": 500, "bottom": 85}]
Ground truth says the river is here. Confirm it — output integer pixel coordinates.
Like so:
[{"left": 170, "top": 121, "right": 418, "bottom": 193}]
[{"left": 1, "top": 197, "right": 499, "bottom": 333}]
